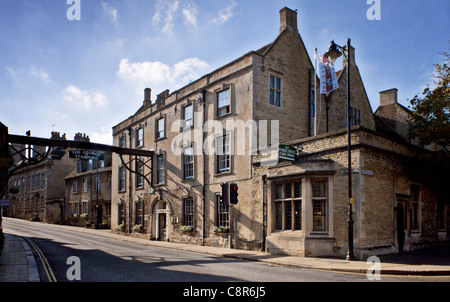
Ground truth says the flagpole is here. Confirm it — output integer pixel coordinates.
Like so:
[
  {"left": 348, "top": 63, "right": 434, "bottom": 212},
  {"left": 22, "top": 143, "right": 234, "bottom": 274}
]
[{"left": 314, "top": 48, "right": 317, "bottom": 136}]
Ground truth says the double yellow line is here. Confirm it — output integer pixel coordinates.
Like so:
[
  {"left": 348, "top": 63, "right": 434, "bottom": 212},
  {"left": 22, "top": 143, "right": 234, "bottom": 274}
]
[{"left": 24, "top": 238, "right": 57, "bottom": 282}]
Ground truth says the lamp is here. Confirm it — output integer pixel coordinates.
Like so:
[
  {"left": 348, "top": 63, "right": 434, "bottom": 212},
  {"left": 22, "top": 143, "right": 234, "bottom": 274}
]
[
  {"left": 324, "top": 39, "right": 355, "bottom": 261},
  {"left": 324, "top": 40, "right": 342, "bottom": 62}
]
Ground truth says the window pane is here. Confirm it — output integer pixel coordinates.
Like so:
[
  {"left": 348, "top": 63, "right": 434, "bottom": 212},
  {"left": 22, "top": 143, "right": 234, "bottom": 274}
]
[
  {"left": 313, "top": 199, "right": 326, "bottom": 231},
  {"left": 276, "top": 77, "right": 281, "bottom": 90},
  {"left": 284, "top": 183, "right": 292, "bottom": 199},
  {"left": 275, "top": 184, "right": 283, "bottom": 199},
  {"left": 269, "top": 90, "right": 275, "bottom": 105},
  {"left": 285, "top": 201, "right": 292, "bottom": 230},
  {"left": 294, "top": 200, "right": 301, "bottom": 230},
  {"left": 312, "top": 181, "right": 326, "bottom": 197},
  {"left": 184, "top": 105, "right": 193, "bottom": 127},
  {"left": 275, "top": 201, "right": 282, "bottom": 230},
  {"left": 276, "top": 91, "right": 281, "bottom": 107},
  {"left": 294, "top": 182, "right": 302, "bottom": 198},
  {"left": 270, "top": 75, "right": 274, "bottom": 89}
]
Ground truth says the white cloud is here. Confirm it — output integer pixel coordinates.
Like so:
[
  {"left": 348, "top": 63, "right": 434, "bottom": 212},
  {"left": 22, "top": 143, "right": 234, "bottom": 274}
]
[
  {"left": 101, "top": 0, "right": 119, "bottom": 25},
  {"left": 182, "top": 3, "right": 198, "bottom": 27},
  {"left": 90, "top": 123, "right": 116, "bottom": 145},
  {"left": 152, "top": 0, "right": 180, "bottom": 35},
  {"left": 209, "top": 1, "right": 237, "bottom": 25},
  {"left": 6, "top": 66, "right": 51, "bottom": 84},
  {"left": 63, "top": 85, "right": 108, "bottom": 110},
  {"left": 116, "top": 57, "right": 209, "bottom": 99}
]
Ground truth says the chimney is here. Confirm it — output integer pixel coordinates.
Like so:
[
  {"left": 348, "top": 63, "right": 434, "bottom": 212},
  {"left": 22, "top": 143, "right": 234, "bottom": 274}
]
[
  {"left": 51, "top": 132, "right": 66, "bottom": 140},
  {"left": 74, "top": 132, "right": 90, "bottom": 142},
  {"left": 156, "top": 89, "right": 170, "bottom": 109},
  {"left": 279, "top": 7, "right": 298, "bottom": 34},
  {"left": 144, "top": 88, "right": 152, "bottom": 107},
  {"left": 379, "top": 88, "right": 398, "bottom": 106}
]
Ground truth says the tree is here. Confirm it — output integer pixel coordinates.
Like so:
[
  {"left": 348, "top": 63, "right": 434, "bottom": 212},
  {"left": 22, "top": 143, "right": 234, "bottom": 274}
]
[{"left": 408, "top": 49, "right": 450, "bottom": 157}]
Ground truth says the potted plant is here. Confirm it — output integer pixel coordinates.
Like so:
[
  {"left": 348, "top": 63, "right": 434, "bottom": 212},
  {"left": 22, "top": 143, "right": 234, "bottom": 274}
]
[
  {"left": 116, "top": 224, "right": 125, "bottom": 232},
  {"left": 180, "top": 225, "right": 193, "bottom": 233},
  {"left": 213, "top": 226, "right": 230, "bottom": 234},
  {"left": 133, "top": 224, "right": 143, "bottom": 232}
]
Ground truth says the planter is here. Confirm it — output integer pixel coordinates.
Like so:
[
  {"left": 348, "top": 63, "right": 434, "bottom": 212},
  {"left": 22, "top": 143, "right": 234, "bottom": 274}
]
[
  {"left": 180, "top": 225, "right": 194, "bottom": 233},
  {"left": 213, "top": 226, "right": 230, "bottom": 234}
]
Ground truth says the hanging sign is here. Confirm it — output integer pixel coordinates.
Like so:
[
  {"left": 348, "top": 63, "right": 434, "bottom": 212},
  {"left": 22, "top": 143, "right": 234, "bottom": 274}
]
[{"left": 69, "top": 150, "right": 104, "bottom": 161}]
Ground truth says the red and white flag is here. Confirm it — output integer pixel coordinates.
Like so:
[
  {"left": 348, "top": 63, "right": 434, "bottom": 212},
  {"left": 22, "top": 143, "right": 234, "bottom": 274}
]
[{"left": 315, "top": 51, "right": 339, "bottom": 94}]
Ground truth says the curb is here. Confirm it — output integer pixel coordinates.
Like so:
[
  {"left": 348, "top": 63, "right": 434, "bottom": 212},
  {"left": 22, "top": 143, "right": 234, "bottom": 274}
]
[{"left": 17, "top": 236, "right": 40, "bottom": 282}]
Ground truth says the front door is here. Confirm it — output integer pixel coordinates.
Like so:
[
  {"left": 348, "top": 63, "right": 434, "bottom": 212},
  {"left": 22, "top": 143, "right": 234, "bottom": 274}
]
[
  {"left": 397, "top": 201, "right": 406, "bottom": 252},
  {"left": 158, "top": 213, "right": 166, "bottom": 241}
]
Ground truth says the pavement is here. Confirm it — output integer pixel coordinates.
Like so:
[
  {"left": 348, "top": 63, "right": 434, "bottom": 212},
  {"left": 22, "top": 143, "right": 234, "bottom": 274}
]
[{"left": 1, "top": 220, "right": 450, "bottom": 282}]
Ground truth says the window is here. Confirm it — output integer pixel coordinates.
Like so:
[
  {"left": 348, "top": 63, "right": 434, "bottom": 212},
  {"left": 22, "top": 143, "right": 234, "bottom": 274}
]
[
  {"left": 82, "top": 201, "right": 89, "bottom": 215},
  {"left": 217, "top": 89, "right": 230, "bottom": 117},
  {"left": 70, "top": 202, "right": 79, "bottom": 216},
  {"left": 77, "top": 160, "right": 82, "bottom": 173},
  {"left": 183, "top": 147, "right": 194, "bottom": 179},
  {"left": 118, "top": 166, "right": 126, "bottom": 191},
  {"left": 270, "top": 75, "right": 281, "bottom": 107},
  {"left": 273, "top": 182, "right": 302, "bottom": 231},
  {"left": 156, "top": 155, "right": 165, "bottom": 184},
  {"left": 136, "top": 127, "right": 144, "bottom": 148},
  {"left": 136, "top": 159, "right": 144, "bottom": 188},
  {"left": 183, "top": 104, "right": 193, "bottom": 128},
  {"left": 312, "top": 180, "right": 327, "bottom": 232},
  {"left": 216, "top": 195, "right": 229, "bottom": 228},
  {"left": 94, "top": 176, "right": 100, "bottom": 191},
  {"left": 410, "top": 185, "right": 421, "bottom": 231},
  {"left": 135, "top": 200, "right": 144, "bottom": 227},
  {"left": 83, "top": 178, "right": 88, "bottom": 192},
  {"left": 346, "top": 105, "right": 361, "bottom": 127},
  {"left": 217, "top": 134, "right": 230, "bottom": 173},
  {"left": 118, "top": 202, "right": 125, "bottom": 226},
  {"left": 119, "top": 135, "right": 126, "bottom": 148},
  {"left": 73, "top": 180, "right": 78, "bottom": 194},
  {"left": 183, "top": 197, "right": 194, "bottom": 227},
  {"left": 156, "top": 117, "right": 165, "bottom": 139}
]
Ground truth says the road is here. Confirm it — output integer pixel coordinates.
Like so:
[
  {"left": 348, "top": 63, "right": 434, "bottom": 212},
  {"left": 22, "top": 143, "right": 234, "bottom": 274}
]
[{"left": 1, "top": 217, "right": 445, "bottom": 283}]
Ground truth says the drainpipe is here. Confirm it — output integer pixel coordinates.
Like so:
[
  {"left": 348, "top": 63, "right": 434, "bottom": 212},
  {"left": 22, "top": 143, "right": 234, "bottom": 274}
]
[
  {"left": 127, "top": 127, "right": 132, "bottom": 235},
  {"left": 262, "top": 175, "right": 267, "bottom": 252},
  {"left": 201, "top": 89, "right": 207, "bottom": 246}
]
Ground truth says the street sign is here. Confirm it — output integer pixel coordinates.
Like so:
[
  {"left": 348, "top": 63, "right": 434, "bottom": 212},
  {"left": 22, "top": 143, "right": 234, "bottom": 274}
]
[
  {"left": 0, "top": 152, "right": 13, "bottom": 168},
  {"left": 69, "top": 150, "right": 104, "bottom": 161},
  {"left": 0, "top": 199, "right": 11, "bottom": 207},
  {"left": 278, "top": 144, "right": 296, "bottom": 162}
]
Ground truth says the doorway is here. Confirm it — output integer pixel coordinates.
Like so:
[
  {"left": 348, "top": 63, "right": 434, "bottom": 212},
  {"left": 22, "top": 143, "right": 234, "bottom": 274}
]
[
  {"left": 158, "top": 213, "right": 167, "bottom": 240},
  {"left": 153, "top": 200, "right": 169, "bottom": 241},
  {"left": 396, "top": 200, "right": 406, "bottom": 252}
]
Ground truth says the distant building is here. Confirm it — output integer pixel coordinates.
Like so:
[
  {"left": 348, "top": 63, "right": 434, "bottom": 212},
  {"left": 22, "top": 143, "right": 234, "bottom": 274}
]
[
  {"left": 7, "top": 132, "right": 76, "bottom": 223},
  {"left": 64, "top": 133, "right": 112, "bottom": 228}
]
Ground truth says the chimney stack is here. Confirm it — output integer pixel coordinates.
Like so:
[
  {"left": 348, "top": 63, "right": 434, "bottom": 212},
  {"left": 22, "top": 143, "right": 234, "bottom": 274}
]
[
  {"left": 379, "top": 88, "right": 398, "bottom": 106},
  {"left": 279, "top": 7, "right": 298, "bottom": 34},
  {"left": 144, "top": 88, "right": 152, "bottom": 107}
]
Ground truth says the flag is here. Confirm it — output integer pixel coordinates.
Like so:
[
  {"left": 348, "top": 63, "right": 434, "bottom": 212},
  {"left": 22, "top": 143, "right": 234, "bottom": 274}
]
[{"left": 316, "top": 52, "right": 339, "bottom": 94}]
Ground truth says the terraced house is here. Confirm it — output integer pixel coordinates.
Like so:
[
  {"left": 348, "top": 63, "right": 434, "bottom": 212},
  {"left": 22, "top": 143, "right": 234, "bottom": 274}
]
[{"left": 111, "top": 7, "right": 448, "bottom": 259}]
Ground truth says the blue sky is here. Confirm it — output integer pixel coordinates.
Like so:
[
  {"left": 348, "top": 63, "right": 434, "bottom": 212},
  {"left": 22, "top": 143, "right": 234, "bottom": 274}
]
[{"left": 0, "top": 0, "right": 449, "bottom": 144}]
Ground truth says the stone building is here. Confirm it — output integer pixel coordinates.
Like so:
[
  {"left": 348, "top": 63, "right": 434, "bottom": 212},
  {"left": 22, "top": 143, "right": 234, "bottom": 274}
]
[
  {"left": 110, "top": 7, "right": 448, "bottom": 258},
  {"left": 7, "top": 132, "right": 76, "bottom": 223},
  {"left": 64, "top": 133, "right": 112, "bottom": 228}
]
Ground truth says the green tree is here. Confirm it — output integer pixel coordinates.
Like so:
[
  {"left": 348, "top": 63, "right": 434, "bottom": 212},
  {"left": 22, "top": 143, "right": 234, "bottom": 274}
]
[{"left": 408, "top": 49, "right": 450, "bottom": 156}]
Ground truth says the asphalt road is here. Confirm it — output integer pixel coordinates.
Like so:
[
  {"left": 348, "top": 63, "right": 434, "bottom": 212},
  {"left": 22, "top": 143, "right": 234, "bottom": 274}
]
[{"left": 2, "top": 218, "right": 445, "bottom": 283}]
